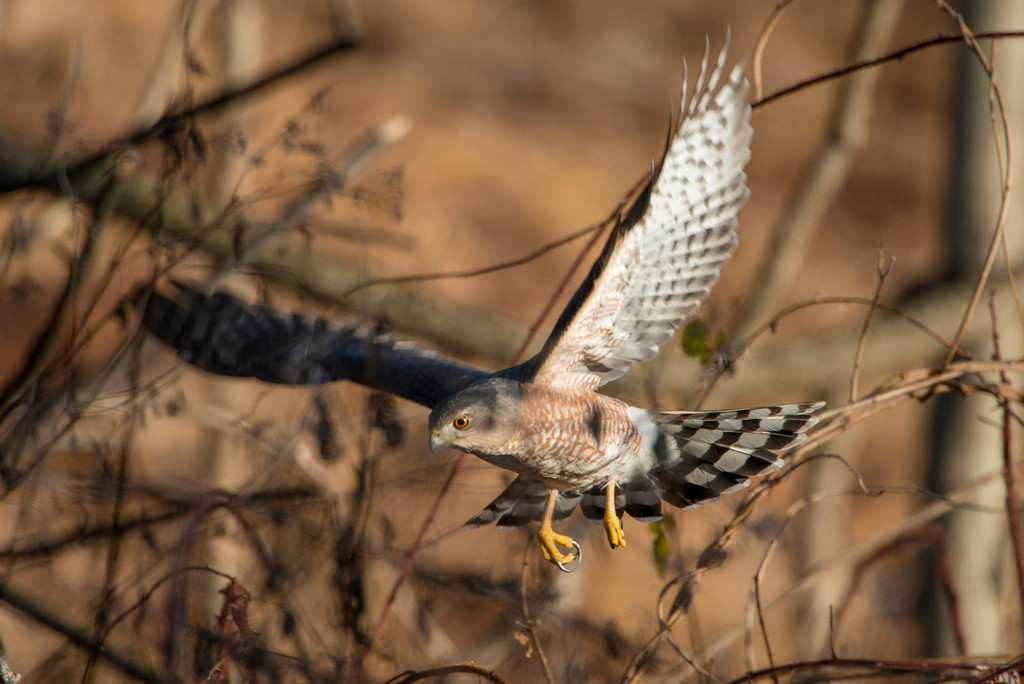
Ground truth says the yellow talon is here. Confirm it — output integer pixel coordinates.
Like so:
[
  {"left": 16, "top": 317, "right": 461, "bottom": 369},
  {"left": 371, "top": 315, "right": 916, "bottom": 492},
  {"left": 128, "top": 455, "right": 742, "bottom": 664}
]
[
  {"left": 538, "top": 527, "right": 578, "bottom": 564},
  {"left": 537, "top": 490, "right": 579, "bottom": 565},
  {"left": 603, "top": 481, "right": 626, "bottom": 549}
]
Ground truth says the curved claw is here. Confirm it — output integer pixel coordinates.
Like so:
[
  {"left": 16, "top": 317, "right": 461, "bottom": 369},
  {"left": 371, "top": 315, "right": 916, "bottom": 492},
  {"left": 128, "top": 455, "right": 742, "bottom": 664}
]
[
  {"left": 555, "top": 539, "right": 582, "bottom": 573},
  {"left": 538, "top": 527, "right": 577, "bottom": 565},
  {"left": 537, "top": 489, "right": 580, "bottom": 568}
]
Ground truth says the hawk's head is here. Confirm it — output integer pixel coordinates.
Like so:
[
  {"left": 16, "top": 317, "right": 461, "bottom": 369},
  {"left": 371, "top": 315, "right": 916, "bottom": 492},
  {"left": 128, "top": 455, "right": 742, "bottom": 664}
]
[{"left": 428, "top": 377, "right": 524, "bottom": 456}]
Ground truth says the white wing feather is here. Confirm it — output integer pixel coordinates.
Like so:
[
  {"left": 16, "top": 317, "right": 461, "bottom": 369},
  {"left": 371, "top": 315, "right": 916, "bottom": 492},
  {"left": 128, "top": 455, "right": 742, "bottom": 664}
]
[{"left": 527, "top": 42, "right": 752, "bottom": 390}]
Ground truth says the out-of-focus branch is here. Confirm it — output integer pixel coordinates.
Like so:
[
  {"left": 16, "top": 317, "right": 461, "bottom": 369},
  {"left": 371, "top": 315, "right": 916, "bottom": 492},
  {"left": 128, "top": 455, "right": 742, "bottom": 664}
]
[
  {"left": 7, "top": 130, "right": 1024, "bottom": 397},
  {"left": 0, "top": 34, "right": 361, "bottom": 195},
  {"left": 0, "top": 581, "right": 163, "bottom": 682},
  {"left": 0, "top": 145, "right": 527, "bottom": 366},
  {"left": 386, "top": 663, "right": 510, "bottom": 684},
  {"left": 131, "top": 0, "right": 219, "bottom": 130},
  {"left": 736, "top": 0, "right": 903, "bottom": 334},
  {"left": 725, "top": 654, "right": 1008, "bottom": 683}
]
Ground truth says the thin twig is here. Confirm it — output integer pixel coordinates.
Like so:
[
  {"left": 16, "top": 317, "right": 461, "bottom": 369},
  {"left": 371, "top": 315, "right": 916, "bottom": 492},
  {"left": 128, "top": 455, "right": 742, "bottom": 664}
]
[
  {"left": 752, "top": 30, "right": 1024, "bottom": 110},
  {"left": 742, "top": 466, "right": 883, "bottom": 676},
  {"left": 662, "top": 632, "right": 718, "bottom": 683},
  {"left": 364, "top": 452, "right": 465, "bottom": 654},
  {"left": 971, "top": 654, "right": 1024, "bottom": 684},
  {"left": 519, "top": 544, "right": 557, "bottom": 684},
  {"left": 827, "top": 607, "right": 837, "bottom": 659},
  {"left": 726, "top": 655, "right": 993, "bottom": 684},
  {"left": 163, "top": 489, "right": 281, "bottom": 672},
  {"left": 513, "top": 221, "right": 609, "bottom": 363},
  {"left": 0, "top": 35, "right": 363, "bottom": 194},
  {"left": 0, "top": 580, "right": 164, "bottom": 682},
  {"left": 831, "top": 526, "right": 966, "bottom": 655},
  {"left": 808, "top": 359, "right": 1024, "bottom": 449},
  {"left": 1004, "top": 402, "right": 1024, "bottom": 636},
  {"left": 696, "top": 471, "right": 1016, "bottom": 670},
  {"left": 95, "top": 566, "right": 236, "bottom": 667},
  {"left": 83, "top": 436, "right": 133, "bottom": 683},
  {"left": 999, "top": 226, "right": 1024, "bottom": 339},
  {"left": 0, "top": 486, "right": 316, "bottom": 559},
  {"left": 215, "top": 116, "right": 409, "bottom": 289},
  {"left": 0, "top": 184, "right": 108, "bottom": 416},
  {"left": 344, "top": 220, "right": 602, "bottom": 301},
  {"left": 386, "top": 662, "right": 509, "bottom": 684},
  {"left": 751, "top": 569, "right": 779, "bottom": 684},
  {"left": 509, "top": 170, "right": 649, "bottom": 363},
  {"left": 990, "top": 293, "right": 1024, "bottom": 635},
  {"left": 698, "top": 293, "right": 971, "bottom": 408},
  {"left": 751, "top": 1, "right": 795, "bottom": 103},
  {"left": 747, "top": 296, "right": 963, "bottom": 355},
  {"left": 850, "top": 251, "right": 894, "bottom": 402},
  {"left": 934, "top": 2, "right": 1014, "bottom": 370},
  {"left": 737, "top": 0, "right": 901, "bottom": 334}
]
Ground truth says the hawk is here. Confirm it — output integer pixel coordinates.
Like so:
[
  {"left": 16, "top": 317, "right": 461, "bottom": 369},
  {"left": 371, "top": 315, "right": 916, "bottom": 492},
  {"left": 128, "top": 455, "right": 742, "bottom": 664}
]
[{"left": 138, "top": 41, "right": 823, "bottom": 570}]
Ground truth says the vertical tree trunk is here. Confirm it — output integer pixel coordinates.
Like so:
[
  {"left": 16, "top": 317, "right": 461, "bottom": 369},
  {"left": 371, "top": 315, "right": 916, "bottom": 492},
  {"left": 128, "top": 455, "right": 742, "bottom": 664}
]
[{"left": 927, "top": 0, "right": 1024, "bottom": 655}]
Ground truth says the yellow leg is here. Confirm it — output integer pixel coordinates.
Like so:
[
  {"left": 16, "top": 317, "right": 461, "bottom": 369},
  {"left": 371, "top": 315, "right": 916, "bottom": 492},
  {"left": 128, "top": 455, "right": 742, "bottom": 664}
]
[
  {"left": 537, "top": 490, "right": 578, "bottom": 565},
  {"left": 603, "top": 481, "right": 626, "bottom": 549}
]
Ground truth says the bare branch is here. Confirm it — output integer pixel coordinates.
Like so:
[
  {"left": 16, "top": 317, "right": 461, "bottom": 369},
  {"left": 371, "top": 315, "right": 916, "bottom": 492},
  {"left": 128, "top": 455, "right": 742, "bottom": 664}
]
[
  {"left": 736, "top": 0, "right": 902, "bottom": 333},
  {"left": 850, "top": 251, "right": 894, "bottom": 402},
  {"left": 386, "top": 663, "right": 510, "bottom": 684}
]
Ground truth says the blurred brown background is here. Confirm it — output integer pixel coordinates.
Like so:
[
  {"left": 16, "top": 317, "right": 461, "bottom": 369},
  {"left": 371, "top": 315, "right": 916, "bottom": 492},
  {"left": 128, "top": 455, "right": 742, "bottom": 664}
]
[{"left": 0, "top": 0, "right": 1021, "bottom": 682}]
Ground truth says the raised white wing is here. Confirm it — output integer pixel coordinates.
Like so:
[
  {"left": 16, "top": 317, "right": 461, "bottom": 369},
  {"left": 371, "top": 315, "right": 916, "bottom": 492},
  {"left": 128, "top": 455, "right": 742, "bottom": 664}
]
[{"left": 524, "top": 41, "right": 751, "bottom": 390}]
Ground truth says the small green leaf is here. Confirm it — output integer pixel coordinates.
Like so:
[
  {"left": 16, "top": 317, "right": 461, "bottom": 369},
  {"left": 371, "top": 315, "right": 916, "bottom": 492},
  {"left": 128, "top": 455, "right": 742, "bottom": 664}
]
[
  {"left": 648, "top": 520, "right": 670, "bottom": 576},
  {"left": 680, "top": 319, "right": 713, "bottom": 364}
]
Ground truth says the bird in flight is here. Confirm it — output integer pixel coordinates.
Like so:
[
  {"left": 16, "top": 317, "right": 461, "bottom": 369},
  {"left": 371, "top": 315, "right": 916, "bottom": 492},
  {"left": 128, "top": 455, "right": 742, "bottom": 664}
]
[{"left": 138, "top": 40, "right": 823, "bottom": 571}]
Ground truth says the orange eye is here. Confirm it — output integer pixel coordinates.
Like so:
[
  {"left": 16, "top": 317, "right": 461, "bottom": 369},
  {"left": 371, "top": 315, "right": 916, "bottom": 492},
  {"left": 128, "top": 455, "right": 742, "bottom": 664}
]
[{"left": 453, "top": 415, "right": 470, "bottom": 430}]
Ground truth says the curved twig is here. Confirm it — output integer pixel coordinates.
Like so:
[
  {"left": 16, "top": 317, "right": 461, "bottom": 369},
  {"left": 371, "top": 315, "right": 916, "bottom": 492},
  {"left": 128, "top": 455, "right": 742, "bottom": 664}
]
[
  {"left": 386, "top": 662, "right": 510, "bottom": 684},
  {"left": 752, "top": 30, "right": 1024, "bottom": 111}
]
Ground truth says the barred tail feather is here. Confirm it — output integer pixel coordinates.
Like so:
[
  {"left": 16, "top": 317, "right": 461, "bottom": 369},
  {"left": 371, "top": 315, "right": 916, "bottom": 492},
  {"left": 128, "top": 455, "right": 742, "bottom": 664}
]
[{"left": 648, "top": 401, "right": 824, "bottom": 509}]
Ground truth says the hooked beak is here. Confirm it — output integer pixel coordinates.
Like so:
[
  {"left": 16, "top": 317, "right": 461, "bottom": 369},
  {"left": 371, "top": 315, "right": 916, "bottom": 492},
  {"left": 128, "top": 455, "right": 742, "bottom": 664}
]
[{"left": 429, "top": 428, "right": 444, "bottom": 454}]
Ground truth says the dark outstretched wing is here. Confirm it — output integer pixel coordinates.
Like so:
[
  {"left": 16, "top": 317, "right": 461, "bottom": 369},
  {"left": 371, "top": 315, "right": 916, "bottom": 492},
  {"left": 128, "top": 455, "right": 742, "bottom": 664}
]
[
  {"left": 463, "top": 474, "right": 664, "bottom": 530},
  {"left": 135, "top": 285, "right": 490, "bottom": 408},
  {"left": 523, "top": 40, "right": 752, "bottom": 390},
  {"left": 463, "top": 476, "right": 581, "bottom": 529}
]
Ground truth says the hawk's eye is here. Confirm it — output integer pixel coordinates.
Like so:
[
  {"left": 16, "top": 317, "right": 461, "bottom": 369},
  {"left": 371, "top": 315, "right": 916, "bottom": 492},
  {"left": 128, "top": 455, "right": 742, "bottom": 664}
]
[{"left": 453, "top": 415, "right": 470, "bottom": 430}]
